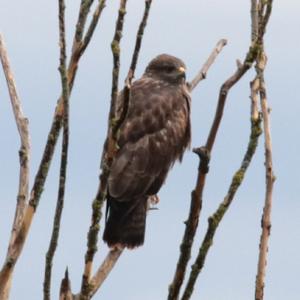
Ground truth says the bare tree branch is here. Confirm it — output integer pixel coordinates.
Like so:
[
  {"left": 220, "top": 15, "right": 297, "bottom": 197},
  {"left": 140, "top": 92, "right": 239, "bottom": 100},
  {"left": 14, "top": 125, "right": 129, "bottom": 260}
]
[
  {"left": 72, "top": 0, "right": 95, "bottom": 52},
  {"left": 43, "top": 1, "right": 70, "bottom": 299},
  {"left": 113, "top": 0, "right": 153, "bottom": 142},
  {"left": 254, "top": 21, "right": 275, "bottom": 300},
  {"left": 79, "top": 1, "right": 128, "bottom": 298},
  {"left": 180, "top": 88, "right": 262, "bottom": 300},
  {"left": 251, "top": 2, "right": 275, "bottom": 299},
  {"left": 188, "top": 39, "right": 227, "bottom": 92},
  {"left": 128, "top": 0, "right": 153, "bottom": 81},
  {"left": 81, "top": 0, "right": 107, "bottom": 55},
  {"left": 251, "top": 0, "right": 259, "bottom": 42},
  {"left": 72, "top": 248, "right": 123, "bottom": 299},
  {"left": 0, "top": 33, "right": 31, "bottom": 300},
  {"left": 89, "top": 248, "right": 123, "bottom": 297},
  {"left": 0, "top": 2, "right": 106, "bottom": 297}
]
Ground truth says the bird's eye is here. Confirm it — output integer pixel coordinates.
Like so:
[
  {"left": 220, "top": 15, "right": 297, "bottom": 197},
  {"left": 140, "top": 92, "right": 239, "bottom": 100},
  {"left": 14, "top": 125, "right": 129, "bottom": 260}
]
[{"left": 165, "top": 66, "right": 174, "bottom": 73}]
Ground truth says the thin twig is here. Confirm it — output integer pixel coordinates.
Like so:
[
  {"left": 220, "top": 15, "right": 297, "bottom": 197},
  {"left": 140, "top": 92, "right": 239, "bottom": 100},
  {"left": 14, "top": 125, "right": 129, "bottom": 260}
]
[
  {"left": 188, "top": 39, "right": 227, "bottom": 91},
  {"left": 113, "top": 0, "right": 153, "bottom": 139},
  {"left": 81, "top": 0, "right": 107, "bottom": 55},
  {"left": 0, "top": 34, "right": 31, "bottom": 300},
  {"left": 251, "top": 0, "right": 259, "bottom": 42},
  {"left": 43, "top": 1, "right": 70, "bottom": 299},
  {"left": 68, "top": 0, "right": 106, "bottom": 91},
  {"left": 0, "top": 2, "right": 106, "bottom": 298},
  {"left": 79, "top": 1, "right": 128, "bottom": 298},
  {"left": 181, "top": 94, "right": 262, "bottom": 300},
  {"left": 72, "top": 0, "right": 95, "bottom": 52},
  {"left": 109, "top": 0, "right": 128, "bottom": 125},
  {"left": 128, "top": 0, "right": 153, "bottom": 79}
]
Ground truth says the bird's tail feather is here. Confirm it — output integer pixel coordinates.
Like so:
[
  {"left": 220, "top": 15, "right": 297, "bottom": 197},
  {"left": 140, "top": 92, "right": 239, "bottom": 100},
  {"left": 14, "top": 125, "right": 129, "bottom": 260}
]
[{"left": 103, "top": 196, "right": 147, "bottom": 248}]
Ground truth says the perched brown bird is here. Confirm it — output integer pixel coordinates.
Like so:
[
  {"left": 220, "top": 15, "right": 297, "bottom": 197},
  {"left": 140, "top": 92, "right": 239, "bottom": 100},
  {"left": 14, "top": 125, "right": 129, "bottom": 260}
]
[{"left": 103, "top": 54, "right": 191, "bottom": 248}]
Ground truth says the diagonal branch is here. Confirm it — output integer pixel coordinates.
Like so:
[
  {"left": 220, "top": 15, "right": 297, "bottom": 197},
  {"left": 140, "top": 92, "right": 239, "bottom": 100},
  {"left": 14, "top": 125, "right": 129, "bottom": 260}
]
[
  {"left": 180, "top": 86, "right": 262, "bottom": 300},
  {"left": 89, "top": 248, "right": 123, "bottom": 297},
  {"left": 188, "top": 39, "right": 227, "bottom": 92},
  {"left": 43, "top": 1, "right": 70, "bottom": 299},
  {"left": 73, "top": 248, "right": 123, "bottom": 300},
  {"left": 72, "top": 0, "right": 95, "bottom": 52},
  {"left": 0, "top": 33, "right": 31, "bottom": 300},
  {"left": 128, "top": 0, "right": 153, "bottom": 80},
  {"left": 81, "top": 0, "right": 107, "bottom": 55}
]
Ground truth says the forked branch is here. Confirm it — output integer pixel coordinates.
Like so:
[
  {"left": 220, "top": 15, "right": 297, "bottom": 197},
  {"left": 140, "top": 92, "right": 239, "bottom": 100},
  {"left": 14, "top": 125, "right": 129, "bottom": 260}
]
[{"left": 0, "top": 33, "right": 31, "bottom": 300}]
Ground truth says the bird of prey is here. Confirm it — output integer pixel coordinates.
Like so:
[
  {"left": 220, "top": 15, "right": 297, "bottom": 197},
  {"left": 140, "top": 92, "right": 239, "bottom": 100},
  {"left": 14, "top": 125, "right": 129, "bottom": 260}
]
[{"left": 103, "top": 54, "right": 191, "bottom": 248}]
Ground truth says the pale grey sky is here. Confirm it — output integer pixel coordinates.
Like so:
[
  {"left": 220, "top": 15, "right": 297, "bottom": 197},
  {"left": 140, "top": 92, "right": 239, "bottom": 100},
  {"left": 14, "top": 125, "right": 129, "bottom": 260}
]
[{"left": 0, "top": 1, "right": 299, "bottom": 299}]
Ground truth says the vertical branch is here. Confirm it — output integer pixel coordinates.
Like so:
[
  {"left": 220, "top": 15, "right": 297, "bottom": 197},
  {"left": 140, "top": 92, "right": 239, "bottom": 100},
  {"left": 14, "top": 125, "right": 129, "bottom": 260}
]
[
  {"left": 253, "top": 2, "right": 274, "bottom": 299},
  {"left": 43, "top": 1, "right": 70, "bottom": 299},
  {"left": 251, "top": 0, "right": 259, "bottom": 42},
  {"left": 0, "top": 34, "right": 31, "bottom": 300},
  {"left": 255, "top": 61, "right": 275, "bottom": 300},
  {"left": 254, "top": 3, "right": 275, "bottom": 296},
  {"left": 0, "top": 35, "right": 31, "bottom": 253},
  {"left": 109, "top": 0, "right": 128, "bottom": 124},
  {"left": 0, "top": 2, "right": 107, "bottom": 298},
  {"left": 79, "top": 1, "right": 128, "bottom": 298}
]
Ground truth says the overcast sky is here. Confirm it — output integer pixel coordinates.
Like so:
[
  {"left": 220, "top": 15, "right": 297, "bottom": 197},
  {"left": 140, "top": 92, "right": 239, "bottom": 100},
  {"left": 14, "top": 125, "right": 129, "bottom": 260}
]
[{"left": 0, "top": 1, "right": 299, "bottom": 299}]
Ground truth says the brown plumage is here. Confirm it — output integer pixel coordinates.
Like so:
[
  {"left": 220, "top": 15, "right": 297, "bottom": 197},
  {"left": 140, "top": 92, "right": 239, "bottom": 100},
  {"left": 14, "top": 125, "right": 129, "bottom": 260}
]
[{"left": 103, "top": 54, "right": 191, "bottom": 248}]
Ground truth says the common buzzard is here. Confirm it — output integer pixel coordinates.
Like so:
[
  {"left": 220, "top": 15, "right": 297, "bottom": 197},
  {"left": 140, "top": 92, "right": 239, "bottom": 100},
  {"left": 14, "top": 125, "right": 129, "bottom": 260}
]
[{"left": 103, "top": 54, "right": 191, "bottom": 248}]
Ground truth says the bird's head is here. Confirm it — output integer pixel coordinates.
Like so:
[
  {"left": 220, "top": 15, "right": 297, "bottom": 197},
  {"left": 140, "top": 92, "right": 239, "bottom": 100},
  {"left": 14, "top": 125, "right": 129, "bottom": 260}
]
[{"left": 144, "top": 54, "right": 186, "bottom": 84}]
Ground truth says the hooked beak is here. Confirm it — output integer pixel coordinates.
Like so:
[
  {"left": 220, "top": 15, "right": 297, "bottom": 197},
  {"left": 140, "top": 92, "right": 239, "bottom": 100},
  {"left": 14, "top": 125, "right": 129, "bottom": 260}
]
[{"left": 178, "top": 66, "right": 186, "bottom": 80}]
